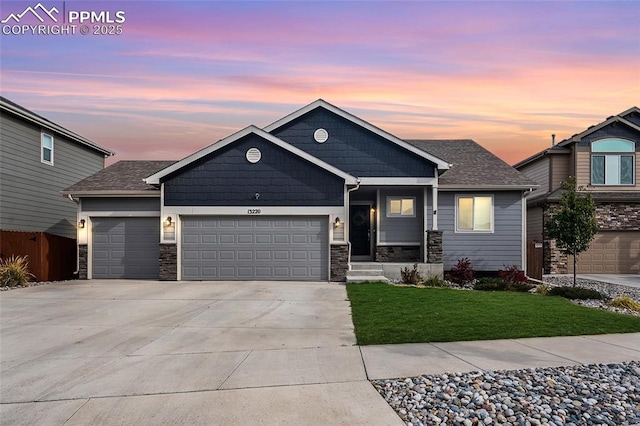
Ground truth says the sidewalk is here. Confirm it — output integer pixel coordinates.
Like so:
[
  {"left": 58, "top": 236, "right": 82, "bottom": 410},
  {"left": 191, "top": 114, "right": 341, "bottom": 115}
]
[{"left": 360, "top": 332, "right": 640, "bottom": 380}]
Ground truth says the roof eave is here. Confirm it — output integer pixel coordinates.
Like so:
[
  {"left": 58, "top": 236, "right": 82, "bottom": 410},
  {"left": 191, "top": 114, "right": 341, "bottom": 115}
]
[
  {"left": 1, "top": 98, "right": 114, "bottom": 157},
  {"left": 263, "top": 99, "right": 450, "bottom": 171},
  {"left": 438, "top": 184, "right": 539, "bottom": 191},
  {"left": 61, "top": 190, "right": 160, "bottom": 197}
]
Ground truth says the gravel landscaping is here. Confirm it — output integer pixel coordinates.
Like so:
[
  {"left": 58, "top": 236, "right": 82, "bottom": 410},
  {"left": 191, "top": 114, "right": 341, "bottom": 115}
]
[{"left": 374, "top": 361, "right": 640, "bottom": 426}]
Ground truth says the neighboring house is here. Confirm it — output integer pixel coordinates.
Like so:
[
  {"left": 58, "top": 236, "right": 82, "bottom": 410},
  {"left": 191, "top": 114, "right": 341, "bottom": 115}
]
[
  {"left": 63, "top": 100, "right": 536, "bottom": 281},
  {"left": 0, "top": 96, "right": 113, "bottom": 280},
  {"left": 514, "top": 107, "right": 640, "bottom": 274}
]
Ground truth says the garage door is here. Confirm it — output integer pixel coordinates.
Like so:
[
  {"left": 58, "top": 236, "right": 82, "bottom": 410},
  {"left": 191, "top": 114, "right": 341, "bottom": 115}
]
[
  {"left": 181, "top": 216, "right": 328, "bottom": 280},
  {"left": 92, "top": 217, "right": 160, "bottom": 279},
  {"left": 571, "top": 231, "right": 640, "bottom": 274}
]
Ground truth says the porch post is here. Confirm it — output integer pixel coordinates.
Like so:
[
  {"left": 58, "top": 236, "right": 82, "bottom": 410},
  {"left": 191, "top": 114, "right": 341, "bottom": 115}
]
[
  {"left": 431, "top": 185, "right": 438, "bottom": 230},
  {"left": 423, "top": 187, "right": 428, "bottom": 262}
]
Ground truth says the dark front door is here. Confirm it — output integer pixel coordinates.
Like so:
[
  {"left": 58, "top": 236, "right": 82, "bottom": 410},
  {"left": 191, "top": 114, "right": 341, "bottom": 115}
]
[{"left": 350, "top": 204, "right": 371, "bottom": 257}]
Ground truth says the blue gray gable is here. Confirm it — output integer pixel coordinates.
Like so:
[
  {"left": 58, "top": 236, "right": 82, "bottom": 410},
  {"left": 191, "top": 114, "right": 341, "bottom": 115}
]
[
  {"left": 269, "top": 107, "right": 436, "bottom": 177},
  {"left": 577, "top": 121, "right": 640, "bottom": 148},
  {"left": 163, "top": 133, "right": 345, "bottom": 206},
  {"left": 623, "top": 111, "right": 640, "bottom": 127}
]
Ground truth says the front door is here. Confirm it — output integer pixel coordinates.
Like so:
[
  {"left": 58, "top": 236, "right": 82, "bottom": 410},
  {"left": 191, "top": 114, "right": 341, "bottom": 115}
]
[{"left": 350, "top": 204, "right": 372, "bottom": 258}]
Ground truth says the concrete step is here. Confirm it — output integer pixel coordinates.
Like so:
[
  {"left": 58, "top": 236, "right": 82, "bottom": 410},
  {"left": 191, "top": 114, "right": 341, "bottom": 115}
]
[
  {"left": 346, "top": 269, "right": 384, "bottom": 277},
  {"left": 346, "top": 275, "right": 389, "bottom": 283},
  {"left": 349, "top": 263, "right": 384, "bottom": 272}
]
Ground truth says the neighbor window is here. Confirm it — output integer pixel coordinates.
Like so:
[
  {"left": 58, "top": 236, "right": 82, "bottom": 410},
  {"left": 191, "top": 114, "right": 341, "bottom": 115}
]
[
  {"left": 387, "top": 197, "right": 415, "bottom": 217},
  {"left": 591, "top": 138, "right": 635, "bottom": 185},
  {"left": 41, "top": 132, "right": 54, "bottom": 165},
  {"left": 456, "top": 195, "right": 493, "bottom": 232}
]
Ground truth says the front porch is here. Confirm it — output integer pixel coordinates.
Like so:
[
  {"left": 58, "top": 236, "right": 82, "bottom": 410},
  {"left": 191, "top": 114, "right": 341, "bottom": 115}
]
[{"left": 345, "top": 261, "right": 444, "bottom": 283}]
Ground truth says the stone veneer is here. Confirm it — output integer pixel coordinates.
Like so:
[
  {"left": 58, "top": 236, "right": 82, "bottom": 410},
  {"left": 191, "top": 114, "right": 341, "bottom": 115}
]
[
  {"left": 78, "top": 244, "right": 88, "bottom": 280},
  {"left": 159, "top": 244, "right": 177, "bottom": 281},
  {"left": 330, "top": 244, "right": 348, "bottom": 282},
  {"left": 543, "top": 201, "right": 639, "bottom": 273},
  {"left": 427, "top": 230, "right": 443, "bottom": 263},
  {"left": 375, "top": 245, "right": 420, "bottom": 262}
]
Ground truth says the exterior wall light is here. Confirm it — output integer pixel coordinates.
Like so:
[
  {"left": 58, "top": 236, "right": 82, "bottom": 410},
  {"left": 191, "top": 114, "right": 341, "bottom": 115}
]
[
  {"left": 164, "top": 216, "right": 172, "bottom": 227},
  {"left": 78, "top": 219, "right": 85, "bottom": 229},
  {"left": 334, "top": 217, "right": 342, "bottom": 227}
]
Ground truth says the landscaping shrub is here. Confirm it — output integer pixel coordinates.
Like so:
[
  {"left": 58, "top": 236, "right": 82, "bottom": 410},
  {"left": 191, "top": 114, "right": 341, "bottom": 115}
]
[
  {"left": 424, "top": 275, "right": 446, "bottom": 287},
  {"left": 606, "top": 296, "right": 640, "bottom": 312},
  {"left": 498, "top": 265, "right": 527, "bottom": 284},
  {"left": 548, "top": 286, "right": 604, "bottom": 300},
  {"left": 535, "top": 284, "right": 551, "bottom": 295},
  {"left": 400, "top": 263, "right": 423, "bottom": 285},
  {"left": 0, "top": 255, "right": 34, "bottom": 287},
  {"left": 448, "top": 258, "right": 475, "bottom": 285},
  {"left": 474, "top": 277, "right": 534, "bottom": 292}
]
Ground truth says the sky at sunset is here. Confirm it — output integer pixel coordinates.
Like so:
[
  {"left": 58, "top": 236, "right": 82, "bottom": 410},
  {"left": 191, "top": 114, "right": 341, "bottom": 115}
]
[{"left": 1, "top": 0, "right": 639, "bottom": 166}]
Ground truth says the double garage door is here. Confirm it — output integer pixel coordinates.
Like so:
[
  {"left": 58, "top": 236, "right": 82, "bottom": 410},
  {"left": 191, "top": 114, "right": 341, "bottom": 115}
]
[
  {"left": 181, "top": 216, "right": 328, "bottom": 281},
  {"left": 570, "top": 231, "right": 640, "bottom": 274}
]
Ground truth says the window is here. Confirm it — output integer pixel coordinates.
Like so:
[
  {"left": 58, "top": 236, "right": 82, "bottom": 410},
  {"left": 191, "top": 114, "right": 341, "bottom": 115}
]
[
  {"left": 591, "top": 138, "right": 635, "bottom": 185},
  {"left": 456, "top": 195, "right": 493, "bottom": 232},
  {"left": 386, "top": 197, "right": 415, "bottom": 217},
  {"left": 41, "top": 132, "right": 54, "bottom": 165}
]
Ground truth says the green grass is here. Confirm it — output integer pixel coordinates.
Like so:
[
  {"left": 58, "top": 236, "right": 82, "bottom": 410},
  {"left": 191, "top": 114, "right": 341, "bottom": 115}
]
[{"left": 347, "top": 282, "right": 640, "bottom": 345}]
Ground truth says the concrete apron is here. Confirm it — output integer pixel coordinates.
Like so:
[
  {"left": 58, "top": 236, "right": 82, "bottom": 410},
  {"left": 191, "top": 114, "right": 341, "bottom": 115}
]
[{"left": 0, "top": 280, "right": 402, "bottom": 425}]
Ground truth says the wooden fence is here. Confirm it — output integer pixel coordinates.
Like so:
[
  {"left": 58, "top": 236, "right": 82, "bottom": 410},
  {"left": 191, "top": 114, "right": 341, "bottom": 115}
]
[
  {"left": 0, "top": 230, "right": 76, "bottom": 282},
  {"left": 527, "top": 240, "right": 544, "bottom": 281}
]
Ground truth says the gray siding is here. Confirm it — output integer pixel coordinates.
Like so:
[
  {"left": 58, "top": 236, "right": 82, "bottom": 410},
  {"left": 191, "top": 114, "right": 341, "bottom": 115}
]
[
  {"left": 518, "top": 158, "right": 549, "bottom": 197},
  {"left": 0, "top": 112, "right": 105, "bottom": 239},
  {"left": 164, "top": 134, "right": 344, "bottom": 206},
  {"left": 378, "top": 188, "right": 423, "bottom": 244},
  {"left": 527, "top": 206, "right": 544, "bottom": 241},
  {"left": 82, "top": 197, "right": 160, "bottom": 212},
  {"left": 270, "top": 107, "right": 436, "bottom": 177},
  {"left": 439, "top": 191, "right": 523, "bottom": 270}
]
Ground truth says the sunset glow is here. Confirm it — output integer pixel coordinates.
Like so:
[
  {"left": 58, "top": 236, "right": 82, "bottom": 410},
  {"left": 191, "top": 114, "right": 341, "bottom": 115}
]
[{"left": 2, "top": 0, "right": 638, "bottom": 165}]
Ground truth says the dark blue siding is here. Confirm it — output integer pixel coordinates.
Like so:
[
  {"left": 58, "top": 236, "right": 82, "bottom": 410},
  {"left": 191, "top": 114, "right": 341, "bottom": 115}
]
[
  {"left": 163, "top": 134, "right": 344, "bottom": 206},
  {"left": 578, "top": 122, "right": 640, "bottom": 148},
  {"left": 270, "top": 107, "right": 436, "bottom": 177}
]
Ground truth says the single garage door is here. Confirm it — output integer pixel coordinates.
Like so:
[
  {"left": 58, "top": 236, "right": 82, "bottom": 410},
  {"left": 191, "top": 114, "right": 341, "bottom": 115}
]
[
  {"left": 571, "top": 231, "right": 640, "bottom": 274},
  {"left": 92, "top": 217, "right": 160, "bottom": 279},
  {"left": 181, "top": 216, "right": 328, "bottom": 281}
]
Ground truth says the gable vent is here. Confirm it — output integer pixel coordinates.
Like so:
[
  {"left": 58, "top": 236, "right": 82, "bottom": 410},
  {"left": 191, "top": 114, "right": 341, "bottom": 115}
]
[
  {"left": 314, "top": 128, "right": 329, "bottom": 143},
  {"left": 246, "top": 148, "right": 262, "bottom": 163}
]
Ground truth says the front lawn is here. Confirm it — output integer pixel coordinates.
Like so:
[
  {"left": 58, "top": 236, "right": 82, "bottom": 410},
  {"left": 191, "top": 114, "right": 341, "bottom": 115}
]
[{"left": 347, "top": 283, "right": 640, "bottom": 345}]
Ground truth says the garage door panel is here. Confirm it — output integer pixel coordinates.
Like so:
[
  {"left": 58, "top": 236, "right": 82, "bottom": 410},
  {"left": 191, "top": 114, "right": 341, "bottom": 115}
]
[
  {"left": 92, "top": 217, "right": 159, "bottom": 279},
  {"left": 573, "top": 231, "right": 640, "bottom": 274},
  {"left": 181, "top": 216, "right": 328, "bottom": 281}
]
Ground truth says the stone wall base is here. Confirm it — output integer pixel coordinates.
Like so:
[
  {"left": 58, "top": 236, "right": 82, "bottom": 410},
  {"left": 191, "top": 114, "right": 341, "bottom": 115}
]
[
  {"left": 159, "top": 244, "right": 177, "bottom": 281},
  {"left": 78, "top": 244, "right": 88, "bottom": 280},
  {"left": 375, "top": 245, "right": 420, "bottom": 262},
  {"left": 330, "top": 244, "right": 349, "bottom": 282},
  {"left": 427, "top": 230, "right": 443, "bottom": 263}
]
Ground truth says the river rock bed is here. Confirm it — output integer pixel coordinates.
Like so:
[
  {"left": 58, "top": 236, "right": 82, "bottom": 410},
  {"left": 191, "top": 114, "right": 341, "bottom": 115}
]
[{"left": 374, "top": 361, "right": 640, "bottom": 426}]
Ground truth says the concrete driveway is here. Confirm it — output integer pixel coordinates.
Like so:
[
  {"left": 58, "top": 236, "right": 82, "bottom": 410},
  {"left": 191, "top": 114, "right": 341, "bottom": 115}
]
[{"left": 0, "top": 280, "right": 402, "bottom": 425}]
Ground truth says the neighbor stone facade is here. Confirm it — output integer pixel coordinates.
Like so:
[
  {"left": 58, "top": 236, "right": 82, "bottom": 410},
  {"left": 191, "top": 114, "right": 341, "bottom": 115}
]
[
  {"left": 159, "top": 244, "right": 177, "bottom": 281},
  {"left": 595, "top": 203, "right": 640, "bottom": 231},
  {"left": 375, "top": 245, "right": 420, "bottom": 262},
  {"left": 330, "top": 244, "right": 348, "bottom": 281},
  {"left": 78, "top": 244, "right": 88, "bottom": 280}
]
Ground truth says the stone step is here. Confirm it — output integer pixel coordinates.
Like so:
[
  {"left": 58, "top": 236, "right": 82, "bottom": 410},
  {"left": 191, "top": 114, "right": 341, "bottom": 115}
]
[
  {"left": 349, "top": 263, "right": 384, "bottom": 272},
  {"left": 346, "top": 269, "right": 383, "bottom": 277},
  {"left": 346, "top": 275, "right": 390, "bottom": 283}
]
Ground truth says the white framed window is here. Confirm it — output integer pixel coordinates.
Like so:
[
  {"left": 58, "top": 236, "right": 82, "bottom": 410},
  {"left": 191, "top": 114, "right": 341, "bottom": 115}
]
[
  {"left": 590, "top": 138, "right": 635, "bottom": 186},
  {"left": 41, "top": 132, "right": 54, "bottom": 165},
  {"left": 386, "top": 196, "right": 415, "bottom": 217},
  {"left": 456, "top": 195, "right": 493, "bottom": 232}
]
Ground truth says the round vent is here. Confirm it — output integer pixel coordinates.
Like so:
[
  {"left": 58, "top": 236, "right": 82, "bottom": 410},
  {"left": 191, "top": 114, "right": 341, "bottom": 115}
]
[
  {"left": 246, "top": 148, "right": 262, "bottom": 163},
  {"left": 314, "top": 128, "right": 329, "bottom": 143}
]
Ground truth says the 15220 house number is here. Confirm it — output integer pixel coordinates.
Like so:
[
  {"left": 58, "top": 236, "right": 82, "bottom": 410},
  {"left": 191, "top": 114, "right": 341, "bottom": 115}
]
[{"left": 247, "top": 209, "right": 261, "bottom": 214}]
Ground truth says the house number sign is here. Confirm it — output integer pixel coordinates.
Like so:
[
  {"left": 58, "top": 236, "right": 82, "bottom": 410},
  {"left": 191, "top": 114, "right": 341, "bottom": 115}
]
[{"left": 247, "top": 209, "right": 261, "bottom": 214}]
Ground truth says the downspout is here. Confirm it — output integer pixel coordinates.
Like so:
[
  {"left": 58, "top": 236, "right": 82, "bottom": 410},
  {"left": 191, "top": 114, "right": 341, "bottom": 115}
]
[
  {"left": 346, "top": 178, "right": 361, "bottom": 270},
  {"left": 67, "top": 194, "right": 80, "bottom": 276}
]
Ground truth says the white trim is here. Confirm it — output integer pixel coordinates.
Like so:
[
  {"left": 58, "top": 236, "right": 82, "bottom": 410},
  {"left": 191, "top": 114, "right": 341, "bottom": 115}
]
[
  {"left": 263, "top": 99, "right": 450, "bottom": 170},
  {"left": 439, "top": 184, "right": 538, "bottom": 191},
  {"left": 423, "top": 187, "right": 429, "bottom": 262},
  {"left": 82, "top": 211, "right": 161, "bottom": 217},
  {"left": 41, "top": 131, "right": 54, "bottom": 165},
  {"left": 144, "top": 125, "right": 357, "bottom": 185},
  {"left": 358, "top": 177, "right": 438, "bottom": 186},
  {"left": 87, "top": 217, "right": 93, "bottom": 279},
  {"left": 454, "top": 194, "right": 494, "bottom": 233},
  {"left": 431, "top": 185, "right": 438, "bottom": 231},
  {"left": 62, "top": 191, "right": 161, "bottom": 197},
  {"left": 162, "top": 206, "right": 343, "bottom": 216},
  {"left": 386, "top": 196, "right": 416, "bottom": 218},
  {"left": 376, "top": 242, "right": 420, "bottom": 246},
  {"left": 376, "top": 190, "right": 381, "bottom": 246},
  {"left": 521, "top": 192, "right": 527, "bottom": 274}
]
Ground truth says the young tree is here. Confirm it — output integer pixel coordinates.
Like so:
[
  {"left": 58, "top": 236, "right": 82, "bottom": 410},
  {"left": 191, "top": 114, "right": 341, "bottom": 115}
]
[{"left": 546, "top": 176, "right": 598, "bottom": 286}]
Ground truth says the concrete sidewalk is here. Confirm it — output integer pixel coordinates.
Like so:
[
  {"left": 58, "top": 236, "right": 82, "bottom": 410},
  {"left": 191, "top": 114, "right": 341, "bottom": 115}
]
[{"left": 361, "top": 333, "right": 640, "bottom": 380}]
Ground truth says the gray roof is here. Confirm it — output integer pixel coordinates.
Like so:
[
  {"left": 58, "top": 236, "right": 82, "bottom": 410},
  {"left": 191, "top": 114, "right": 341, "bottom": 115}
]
[
  {"left": 63, "top": 160, "right": 176, "bottom": 194},
  {"left": 407, "top": 139, "right": 538, "bottom": 188},
  {"left": 1, "top": 96, "right": 114, "bottom": 157}
]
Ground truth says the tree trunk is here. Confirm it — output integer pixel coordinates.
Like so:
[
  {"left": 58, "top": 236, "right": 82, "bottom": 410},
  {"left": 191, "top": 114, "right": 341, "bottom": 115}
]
[{"left": 573, "top": 252, "right": 577, "bottom": 287}]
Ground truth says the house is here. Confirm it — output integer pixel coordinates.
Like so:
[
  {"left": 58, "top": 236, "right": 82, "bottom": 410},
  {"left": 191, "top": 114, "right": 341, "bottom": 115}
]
[
  {"left": 514, "top": 107, "right": 640, "bottom": 274},
  {"left": 63, "top": 100, "right": 536, "bottom": 281},
  {"left": 0, "top": 96, "right": 113, "bottom": 281}
]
